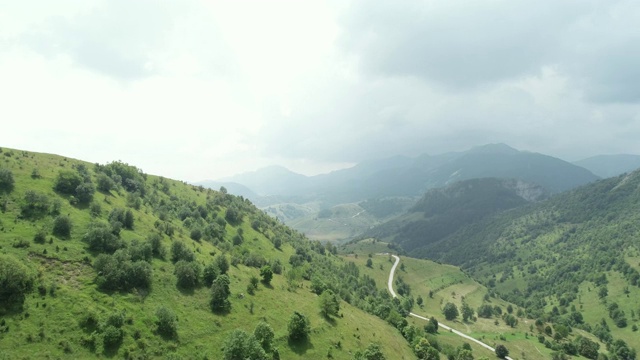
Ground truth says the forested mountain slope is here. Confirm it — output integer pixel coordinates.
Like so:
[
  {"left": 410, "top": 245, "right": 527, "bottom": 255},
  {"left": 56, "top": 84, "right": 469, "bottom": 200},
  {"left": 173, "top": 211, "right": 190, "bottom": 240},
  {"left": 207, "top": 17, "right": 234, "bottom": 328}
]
[
  {"left": 411, "top": 171, "right": 640, "bottom": 359},
  {"left": 364, "top": 178, "right": 547, "bottom": 252},
  {"left": 0, "top": 147, "right": 421, "bottom": 359}
]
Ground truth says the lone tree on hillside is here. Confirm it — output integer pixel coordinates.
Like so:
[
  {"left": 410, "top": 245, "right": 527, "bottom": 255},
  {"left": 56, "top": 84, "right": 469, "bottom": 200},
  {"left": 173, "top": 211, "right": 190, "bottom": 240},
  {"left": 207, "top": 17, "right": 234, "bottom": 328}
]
[
  {"left": 287, "top": 311, "right": 310, "bottom": 341},
  {"left": 0, "top": 168, "right": 15, "bottom": 193},
  {"left": 319, "top": 289, "right": 340, "bottom": 318},
  {"left": 260, "top": 265, "right": 273, "bottom": 285},
  {"left": 443, "top": 302, "right": 459, "bottom": 321}
]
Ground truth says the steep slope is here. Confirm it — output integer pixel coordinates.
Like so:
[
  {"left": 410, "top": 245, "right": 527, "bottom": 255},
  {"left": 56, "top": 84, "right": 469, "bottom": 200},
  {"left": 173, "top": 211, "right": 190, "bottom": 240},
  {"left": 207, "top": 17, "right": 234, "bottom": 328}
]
[
  {"left": 412, "top": 171, "right": 640, "bottom": 358},
  {"left": 0, "top": 147, "right": 417, "bottom": 359},
  {"left": 365, "top": 178, "right": 547, "bottom": 252},
  {"left": 574, "top": 154, "right": 640, "bottom": 178}
]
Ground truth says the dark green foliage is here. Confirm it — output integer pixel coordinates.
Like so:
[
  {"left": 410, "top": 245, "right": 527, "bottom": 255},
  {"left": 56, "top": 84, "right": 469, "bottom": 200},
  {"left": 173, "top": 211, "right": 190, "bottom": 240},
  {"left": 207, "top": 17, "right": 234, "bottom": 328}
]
[
  {"left": 147, "top": 233, "right": 166, "bottom": 259},
  {"left": 129, "top": 239, "right": 152, "bottom": 262},
  {"left": 287, "top": 311, "right": 310, "bottom": 341},
  {"left": 225, "top": 207, "right": 241, "bottom": 226},
  {"left": 33, "top": 229, "right": 47, "bottom": 244},
  {"left": 461, "top": 301, "right": 474, "bottom": 322},
  {"left": 577, "top": 336, "right": 600, "bottom": 359},
  {"left": 96, "top": 173, "right": 116, "bottom": 192},
  {"left": 52, "top": 215, "right": 72, "bottom": 238},
  {"left": 96, "top": 161, "right": 146, "bottom": 195},
  {"left": 253, "top": 321, "right": 274, "bottom": 351},
  {"left": 21, "top": 190, "right": 50, "bottom": 218},
  {"left": 495, "top": 344, "right": 509, "bottom": 358},
  {"left": 477, "top": 304, "right": 494, "bottom": 318},
  {"left": 83, "top": 222, "right": 123, "bottom": 253},
  {"left": 319, "top": 289, "right": 340, "bottom": 317},
  {"left": 424, "top": 317, "right": 438, "bottom": 334},
  {"left": 190, "top": 228, "right": 202, "bottom": 242},
  {"left": 102, "top": 325, "right": 123, "bottom": 349},
  {"left": 0, "top": 255, "right": 35, "bottom": 304},
  {"left": 0, "top": 168, "right": 14, "bottom": 193},
  {"left": 260, "top": 265, "right": 273, "bottom": 285},
  {"left": 210, "top": 274, "right": 231, "bottom": 312},
  {"left": 171, "top": 241, "right": 194, "bottom": 263},
  {"left": 89, "top": 202, "right": 101, "bottom": 217},
  {"left": 215, "top": 254, "right": 229, "bottom": 274},
  {"left": 222, "top": 329, "right": 267, "bottom": 360},
  {"left": 203, "top": 262, "right": 220, "bottom": 287},
  {"left": 156, "top": 307, "right": 177, "bottom": 338},
  {"left": 366, "top": 258, "right": 373, "bottom": 268},
  {"left": 174, "top": 260, "right": 201, "bottom": 289},
  {"left": 443, "top": 302, "right": 459, "bottom": 320},
  {"left": 54, "top": 170, "right": 83, "bottom": 194},
  {"left": 354, "top": 343, "right": 386, "bottom": 360},
  {"left": 93, "top": 250, "right": 152, "bottom": 291},
  {"left": 75, "top": 182, "right": 95, "bottom": 204},
  {"left": 109, "top": 208, "right": 134, "bottom": 230}
]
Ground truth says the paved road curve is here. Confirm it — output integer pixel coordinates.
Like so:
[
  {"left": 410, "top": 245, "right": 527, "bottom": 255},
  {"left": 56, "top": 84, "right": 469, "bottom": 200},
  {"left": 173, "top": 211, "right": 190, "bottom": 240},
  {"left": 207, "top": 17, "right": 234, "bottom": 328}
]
[{"left": 386, "top": 254, "right": 514, "bottom": 360}]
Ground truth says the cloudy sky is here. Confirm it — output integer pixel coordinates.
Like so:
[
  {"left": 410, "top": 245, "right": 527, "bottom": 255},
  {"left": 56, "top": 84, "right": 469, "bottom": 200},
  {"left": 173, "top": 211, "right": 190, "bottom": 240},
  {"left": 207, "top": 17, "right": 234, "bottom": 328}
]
[{"left": 2, "top": 0, "right": 640, "bottom": 181}]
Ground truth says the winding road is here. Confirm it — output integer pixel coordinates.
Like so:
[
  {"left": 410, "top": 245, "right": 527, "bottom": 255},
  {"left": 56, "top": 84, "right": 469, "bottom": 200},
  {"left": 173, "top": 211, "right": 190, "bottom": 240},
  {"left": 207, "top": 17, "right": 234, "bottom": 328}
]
[{"left": 386, "top": 254, "right": 514, "bottom": 360}]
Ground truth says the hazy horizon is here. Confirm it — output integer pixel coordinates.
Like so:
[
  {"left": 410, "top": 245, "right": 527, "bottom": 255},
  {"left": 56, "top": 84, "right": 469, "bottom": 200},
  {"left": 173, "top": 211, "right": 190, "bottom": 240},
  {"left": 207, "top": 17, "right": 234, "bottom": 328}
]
[{"left": 3, "top": 0, "right": 640, "bottom": 182}]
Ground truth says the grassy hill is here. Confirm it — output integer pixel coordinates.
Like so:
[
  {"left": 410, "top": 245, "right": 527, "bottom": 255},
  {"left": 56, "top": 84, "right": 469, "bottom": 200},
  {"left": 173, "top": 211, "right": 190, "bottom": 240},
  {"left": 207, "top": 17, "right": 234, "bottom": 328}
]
[
  {"left": 407, "top": 171, "right": 640, "bottom": 359},
  {"left": 0, "top": 147, "right": 420, "bottom": 359}
]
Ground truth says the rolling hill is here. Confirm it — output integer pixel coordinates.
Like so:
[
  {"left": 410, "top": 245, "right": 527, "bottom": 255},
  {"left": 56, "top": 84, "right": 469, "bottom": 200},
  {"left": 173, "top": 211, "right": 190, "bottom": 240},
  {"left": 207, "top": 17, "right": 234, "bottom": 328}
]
[
  {"left": 1, "top": 147, "right": 425, "bottom": 359},
  {"left": 573, "top": 154, "right": 640, "bottom": 178}
]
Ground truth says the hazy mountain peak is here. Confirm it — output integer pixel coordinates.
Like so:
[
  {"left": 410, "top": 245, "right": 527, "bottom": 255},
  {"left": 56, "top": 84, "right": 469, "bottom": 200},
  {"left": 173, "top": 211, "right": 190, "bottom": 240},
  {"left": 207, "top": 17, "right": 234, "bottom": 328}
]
[{"left": 467, "top": 143, "right": 519, "bottom": 154}]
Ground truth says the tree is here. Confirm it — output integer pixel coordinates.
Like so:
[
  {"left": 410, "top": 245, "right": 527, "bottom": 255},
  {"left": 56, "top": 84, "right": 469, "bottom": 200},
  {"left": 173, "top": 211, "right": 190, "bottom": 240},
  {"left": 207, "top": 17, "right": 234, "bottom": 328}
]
[
  {"left": 210, "top": 274, "right": 231, "bottom": 312},
  {"left": 424, "top": 317, "right": 439, "bottom": 334},
  {"left": 504, "top": 314, "right": 518, "bottom": 328},
  {"left": 123, "top": 209, "right": 134, "bottom": 230},
  {"left": 156, "top": 307, "right": 177, "bottom": 338},
  {"left": 96, "top": 173, "right": 116, "bottom": 192},
  {"left": 0, "top": 168, "right": 14, "bottom": 193},
  {"left": 443, "top": 302, "right": 459, "bottom": 320},
  {"left": 359, "top": 343, "right": 386, "bottom": 360},
  {"left": 215, "top": 254, "right": 229, "bottom": 274},
  {"left": 54, "top": 170, "right": 83, "bottom": 194},
  {"left": 52, "top": 215, "right": 72, "bottom": 238},
  {"left": 260, "top": 265, "right": 273, "bottom": 285},
  {"left": 0, "top": 255, "right": 35, "bottom": 304},
  {"left": 287, "top": 311, "right": 310, "bottom": 341},
  {"left": 416, "top": 295, "right": 423, "bottom": 307},
  {"left": 457, "top": 349, "right": 474, "bottom": 360},
  {"left": 253, "top": 321, "right": 274, "bottom": 351},
  {"left": 203, "top": 262, "right": 220, "bottom": 287},
  {"left": 461, "top": 301, "right": 474, "bottom": 322},
  {"left": 171, "top": 241, "right": 194, "bottom": 263},
  {"left": 319, "top": 289, "right": 340, "bottom": 318},
  {"left": 495, "top": 344, "right": 509, "bottom": 358},
  {"left": 84, "top": 222, "right": 123, "bottom": 253},
  {"left": 366, "top": 258, "right": 373, "bottom": 268},
  {"left": 223, "top": 329, "right": 267, "bottom": 360},
  {"left": 75, "top": 182, "right": 95, "bottom": 204},
  {"left": 190, "top": 228, "right": 203, "bottom": 242},
  {"left": 174, "top": 260, "right": 201, "bottom": 289}
]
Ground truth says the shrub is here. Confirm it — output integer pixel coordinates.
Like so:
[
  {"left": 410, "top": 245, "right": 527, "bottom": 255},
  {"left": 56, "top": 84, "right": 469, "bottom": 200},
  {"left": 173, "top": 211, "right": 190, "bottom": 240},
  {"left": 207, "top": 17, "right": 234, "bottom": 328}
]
[
  {"left": 171, "top": 241, "right": 194, "bottom": 263},
  {"left": 54, "top": 170, "right": 83, "bottom": 194},
  {"left": 33, "top": 230, "right": 47, "bottom": 244},
  {"left": 203, "top": 262, "right": 220, "bottom": 287},
  {"left": 84, "top": 222, "right": 123, "bottom": 253},
  {"left": 75, "top": 182, "right": 95, "bottom": 204},
  {"left": 0, "top": 255, "right": 35, "bottom": 303},
  {"left": 174, "top": 260, "right": 201, "bottom": 289},
  {"left": 0, "top": 168, "right": 14, "bottom": 193},
  {"left": 52, "top": 215, "right": 72, "bottom": 238},
  {"left": 156, "top": 307, "right": 177, "bottom": 338}
]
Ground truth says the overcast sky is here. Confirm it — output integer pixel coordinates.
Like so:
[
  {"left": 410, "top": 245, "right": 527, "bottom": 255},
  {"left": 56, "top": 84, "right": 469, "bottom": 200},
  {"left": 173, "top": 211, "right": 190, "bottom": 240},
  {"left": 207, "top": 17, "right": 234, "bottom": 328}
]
[{"left": 2, "top": 0, "right": 640, "bottom": 181}]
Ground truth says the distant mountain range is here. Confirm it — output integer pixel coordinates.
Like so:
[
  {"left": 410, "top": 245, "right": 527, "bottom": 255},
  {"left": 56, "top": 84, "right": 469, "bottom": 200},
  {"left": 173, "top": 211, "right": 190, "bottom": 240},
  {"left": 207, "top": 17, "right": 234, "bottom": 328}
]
[
  {"left": 204, "top": 144, "right": 600, "bottom": 203},
  {"left": 197, "top": 144, "right": 640, "bottom": 241}
]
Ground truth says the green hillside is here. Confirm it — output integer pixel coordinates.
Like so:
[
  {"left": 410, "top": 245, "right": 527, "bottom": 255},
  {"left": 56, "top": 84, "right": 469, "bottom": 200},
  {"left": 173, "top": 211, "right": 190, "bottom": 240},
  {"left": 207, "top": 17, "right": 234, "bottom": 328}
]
[
  {"left": 410, "top": 171, "right": 640, "bottom": 359},
  {"left": 0, "top": 147, "right": 420, "bottom": 359},
  {"left": 340, "top": 239, "right": 609, "bottom": 359}
]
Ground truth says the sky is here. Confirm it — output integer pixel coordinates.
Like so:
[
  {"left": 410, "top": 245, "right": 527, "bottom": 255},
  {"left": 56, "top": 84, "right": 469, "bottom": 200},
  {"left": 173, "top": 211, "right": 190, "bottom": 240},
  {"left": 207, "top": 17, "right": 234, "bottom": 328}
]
[{"left": 1, "top": 0, "right": 640, "bottom": 182}]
